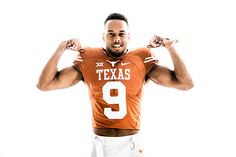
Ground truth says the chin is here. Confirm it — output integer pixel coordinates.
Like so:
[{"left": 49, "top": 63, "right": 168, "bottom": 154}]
[
  {"left": 110, "top": 52, "right": 123, "bottom": 57},
  {"left": 107, "top": 48, "right": 126, "bottom": 57}
]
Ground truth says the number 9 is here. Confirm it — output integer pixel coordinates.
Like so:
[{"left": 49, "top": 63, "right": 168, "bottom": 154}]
[{"left": 102, "top": 82, "right": 127, "bottom": 119}]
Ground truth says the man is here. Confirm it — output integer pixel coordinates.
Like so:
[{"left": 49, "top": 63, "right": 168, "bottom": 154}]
[{"left": 37, "top": 13, "right": 193, "bottom": 157}]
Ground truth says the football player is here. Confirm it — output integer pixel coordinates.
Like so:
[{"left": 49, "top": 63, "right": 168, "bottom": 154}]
[{"left": 37, "top": 13, "right": 193, "bottom": 157}]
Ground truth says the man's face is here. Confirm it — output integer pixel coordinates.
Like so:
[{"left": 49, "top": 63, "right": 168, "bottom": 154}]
[{"left": 103, "top": 20, "right": 130, "bottom": 57}]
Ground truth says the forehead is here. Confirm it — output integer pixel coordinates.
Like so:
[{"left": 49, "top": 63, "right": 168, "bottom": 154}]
[{"left": 104, "top": 20, "right": 128, "bottom": 32}]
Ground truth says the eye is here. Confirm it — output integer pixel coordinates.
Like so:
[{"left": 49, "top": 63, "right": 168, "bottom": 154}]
[
  {"left": 119, "top": 32, "right": 126, "bottom": 37},
  {"left": 107, "top": 32, "right": 115, "bottom": 37}
]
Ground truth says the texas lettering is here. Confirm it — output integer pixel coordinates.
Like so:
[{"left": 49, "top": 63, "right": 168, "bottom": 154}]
[{"left": 96, "top": 68, "right": 130, "bottom": 81}]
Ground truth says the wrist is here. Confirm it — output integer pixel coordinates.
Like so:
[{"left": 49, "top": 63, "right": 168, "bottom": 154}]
[
  {"left": 165, "top": 44, "right": 174, "bottom": 50},
  {"left": 57, "top": 41, "right": 67, "bottom": 51},
  {"left": 56, "top": 46, "right": 66, "bottom": 54},
  {"left": 166, "top": 46, "right": 175, "bottom": 51},
  {"left": 165, "top": 40, "right": 178, "bottom": 50}
]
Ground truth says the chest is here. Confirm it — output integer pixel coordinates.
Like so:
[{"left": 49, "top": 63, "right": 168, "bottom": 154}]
[{"left": 81, "top": 57, "right": 146, "bottom": 94}]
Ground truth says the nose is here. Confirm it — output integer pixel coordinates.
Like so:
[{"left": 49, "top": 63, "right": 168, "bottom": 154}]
[{"left": 113, "top": 36, "right": 121, "bottom": 43}]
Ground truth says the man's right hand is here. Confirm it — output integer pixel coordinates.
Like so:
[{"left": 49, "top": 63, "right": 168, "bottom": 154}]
[{"left": 59, "top": 38, "right": 81, "bottom": 51}]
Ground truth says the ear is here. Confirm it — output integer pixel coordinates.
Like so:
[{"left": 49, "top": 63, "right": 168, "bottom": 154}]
[
  {"left": 128, "top": 33, "right": 130, "bottom": 41},
  {"left": 102, "top": 33, "right": 105, "bottom": 42}
]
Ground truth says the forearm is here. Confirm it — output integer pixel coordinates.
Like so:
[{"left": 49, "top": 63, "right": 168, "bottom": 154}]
[
  {"left": 37, "top": 46, "right": 64, "bottom": 89},
  {"left": 168, "top": 46, "right": 193, "bottom": 86}
]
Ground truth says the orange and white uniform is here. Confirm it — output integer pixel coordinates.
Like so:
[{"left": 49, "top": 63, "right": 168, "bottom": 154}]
[{"left": 74, "top": 47, "right": 158, "bottom": 130}]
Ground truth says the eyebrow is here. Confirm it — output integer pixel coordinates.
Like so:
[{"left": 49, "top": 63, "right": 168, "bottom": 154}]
[{"left": 107, "top": 30, "right": 126, "bottom": 33}]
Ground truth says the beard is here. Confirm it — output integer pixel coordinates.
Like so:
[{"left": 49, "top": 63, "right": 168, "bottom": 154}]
[{"left": 106, "top": 48, "right": 127, "bottom": 58}]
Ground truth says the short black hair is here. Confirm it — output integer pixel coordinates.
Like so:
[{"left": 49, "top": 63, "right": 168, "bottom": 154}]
[{"left": 104, "top": 13, "right": 128, "bottom": 25}]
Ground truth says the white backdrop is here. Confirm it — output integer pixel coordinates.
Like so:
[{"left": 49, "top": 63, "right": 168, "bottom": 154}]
[{"left": 0, "top": 0, "right": 235, "bottom": 157}]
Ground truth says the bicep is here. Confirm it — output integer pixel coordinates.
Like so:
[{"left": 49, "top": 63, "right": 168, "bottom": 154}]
[
  {"left": 148, "top": 65, "right": 178, "bottom": 88},
  {"left": 49, "top": 66, "right": 83, "bottom": 90}
]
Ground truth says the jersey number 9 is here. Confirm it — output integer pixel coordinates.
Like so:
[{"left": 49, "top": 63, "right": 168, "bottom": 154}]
[{"left": 102, "top": 82, "right": 127, "bottom": 119}]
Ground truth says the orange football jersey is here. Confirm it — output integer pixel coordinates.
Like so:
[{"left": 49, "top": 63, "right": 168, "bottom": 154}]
[{"left": 73, "top": 47, "right": 158, "bottom": 129}]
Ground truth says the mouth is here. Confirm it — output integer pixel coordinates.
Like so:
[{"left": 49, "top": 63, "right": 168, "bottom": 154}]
[{"left": 112, "top": 44, "right": 123, "bottom": 49}]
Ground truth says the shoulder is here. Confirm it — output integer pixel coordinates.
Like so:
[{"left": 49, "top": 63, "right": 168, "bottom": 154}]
[
  {"left": 127, "top": 47, "right": 157, "bottom": 62},
  {"left": 128, "top": 47, "right": 150, "bottom": 56},
  {"left": 74, "top": 47, "right": 105, "bottom": 67},
  {"left": 79, "top": 47, "right": 104, "bottom": 59}
]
